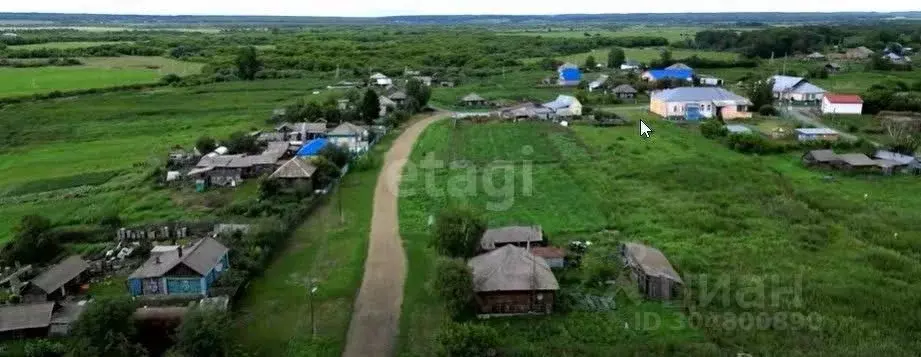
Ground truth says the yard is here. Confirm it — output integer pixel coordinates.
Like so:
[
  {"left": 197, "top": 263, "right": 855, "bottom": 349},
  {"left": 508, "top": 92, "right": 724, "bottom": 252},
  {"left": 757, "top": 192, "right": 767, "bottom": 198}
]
[
  {"left": 397, "top": 118, "right": 921, "bottom": 356},
  {"left": 0, "top": 56, "right": 204, "bottom": 98}
]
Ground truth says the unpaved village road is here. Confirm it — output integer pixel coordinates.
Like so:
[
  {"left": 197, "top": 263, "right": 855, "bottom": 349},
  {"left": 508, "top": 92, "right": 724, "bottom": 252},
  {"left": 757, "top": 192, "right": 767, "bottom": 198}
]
[{"left": 342, "top": 114, "right": 443, "bottom": 357}]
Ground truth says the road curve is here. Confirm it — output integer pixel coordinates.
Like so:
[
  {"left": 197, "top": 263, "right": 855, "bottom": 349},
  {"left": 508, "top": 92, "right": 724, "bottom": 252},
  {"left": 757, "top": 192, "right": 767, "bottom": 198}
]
[{"left": 342, "top": 114, "right": 442, "bottom": 357}]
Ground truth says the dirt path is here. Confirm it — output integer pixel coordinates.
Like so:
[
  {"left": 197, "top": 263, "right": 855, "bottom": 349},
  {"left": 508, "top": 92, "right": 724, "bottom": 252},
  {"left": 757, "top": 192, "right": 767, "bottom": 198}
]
[{"left": 342, "top": 114, "right": 442, "bottom": 357}]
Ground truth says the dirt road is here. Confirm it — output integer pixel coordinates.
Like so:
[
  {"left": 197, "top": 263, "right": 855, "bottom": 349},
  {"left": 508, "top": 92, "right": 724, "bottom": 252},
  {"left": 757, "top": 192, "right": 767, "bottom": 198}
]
[{"left": 342, "top": 114, "right": 442, "bottom": 357}]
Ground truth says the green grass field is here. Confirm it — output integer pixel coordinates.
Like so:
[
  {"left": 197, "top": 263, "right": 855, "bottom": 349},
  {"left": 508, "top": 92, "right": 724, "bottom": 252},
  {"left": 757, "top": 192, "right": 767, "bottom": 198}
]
[
  {"left": 8, "top": 41, "right": 133, "bottom": 49},
  {"left": 0, "top": 78, "right": 340, "bottom": 244},
  {"left": 397, "top": 115, "right": 921, "bottom": 356},
  {"left": 524, "top": 47, "right": 739, "bottom": 67},
  {"left": 497, "top": 26, "right": 709, "bottom": 43},
  {"left": 0, "top": 56, "right": 204, "bottom": 98}
]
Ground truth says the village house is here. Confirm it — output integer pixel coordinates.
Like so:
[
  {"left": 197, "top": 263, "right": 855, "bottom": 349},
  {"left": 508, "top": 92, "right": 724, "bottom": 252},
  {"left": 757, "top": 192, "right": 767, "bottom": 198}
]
[
  {"left": 834, "top": 153, "right": 880, "bottom": 172},
  {"left": 802, "top": 149, "right": 840, "bottom": 167},
  {"left": 275, "top": 122, "right": 328, "bottom": 142},
  {"left": 795, "top": 128, "right": 840, "bottom": 142},
  {"left": 649, "top": 87, "right": 752, "bottom": 120},
  {"left": 327, "top": 122, "right": 371, "bottom": 154},
  {"left": 543, "top": 95, "right": 583, "bottom": 117},
  {"left": 379, "top": 95, "right": 396, "bottom": 117},
  {"left": 188, "top": 148, "right": 283, "bottom": 187},
  {"left": 461, "top": 93, "right": 488, "bottom": 107},
  {"left": 296, "top": 138, "right": 330, "bottom": 157},
  {"left": 22, "top": 256, "right": 89, "bottom": 303},
  {"left": 845, "top": 46, "right": 874, "bottom": 60},
  {"left": 127, "top": 237, "right": 229, "bottom": 297},
  {"left": 620, "top": 242, "right": 683, "bottom": 300},
  {"left": 824, "top": 63, "right": 842, "bottom": 73},
  {"left": 588, "top": 74, "right": 609, "bottom": 92},
  {"left": 557, "top": 63, "right": 582, "bottom": 86},
  {"left": 530, "top": 246, "right": 567, "bottom": 269},
  {"left": 642, "top": 69, "right": 693, "bottom": 82},
  {"left": 611, "top": 84, "right": 638, "bottom": 101},
  {"left": 822, "top": 94, "right": 864, "bottom": 115},
  {"left": 388, "top": 91, "right": 408, "bottom": 106},
  {"left": 269, "top": 157, "right": 318, "bottom": 190},
  {"left": 467, "top": 245, "right": 559, "bottom": 315},
  {"left": 0, "top": 301, "right": 84, "bottom": 339},
  {"left": 883, "top": 52, "right": 912, "bottom": 65},
  {"left": 370, "top": 73, "right": 392, "bottom": 87},
  {"left": 772, "top": 75, "right": 827, "bottom": 103},
  {"left": 499, "top": 103, "right": 555, "bottom": 121},
  {"left": 480, "top": 225, "right": 544, "bottom": 251},
  {"left": 699, "top": 75, "right": 724, "bottom": 86},
  {"left": 875, "top": 150, "right": 921, "bottom": 174},
  {"left": 620, "top": 59, "right": 642, "bottom": 71},
  {"left": 412, "top": 76, "right": 433, "bottom": 86}
]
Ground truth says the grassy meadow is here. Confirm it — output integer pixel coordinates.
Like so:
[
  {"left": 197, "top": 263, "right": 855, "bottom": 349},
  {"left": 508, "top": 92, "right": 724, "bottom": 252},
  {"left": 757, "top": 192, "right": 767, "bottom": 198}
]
[
  {"left": 397, "top": 112, "right": 921, "bottom": 356},
  {"left": 8, "top": 41, "right": 133, "bottom": 49},
  {"left": 0, "top": 78, "right": 339, "bottom": 244},
  {"left": 497, "top": 26, "right": 708, "bottom": 43},
  {"left": 0, "top": 56, "right": 204, "bottom": 98}
]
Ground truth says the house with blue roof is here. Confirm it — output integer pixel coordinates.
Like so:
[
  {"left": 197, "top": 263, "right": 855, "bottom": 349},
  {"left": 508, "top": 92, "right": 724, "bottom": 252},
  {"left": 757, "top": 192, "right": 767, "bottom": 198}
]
[
  {"left": 771, "top": 75, "right": 826, "bottom": 103},
  {"left": 642, "top": 69, "right": 694, "bottom": 82},
  {"left": 296, "top": 138, "right": 329, "bottom": 157},
  {"left": 557, "top": 63, "right": 582, "bottom": 86}
]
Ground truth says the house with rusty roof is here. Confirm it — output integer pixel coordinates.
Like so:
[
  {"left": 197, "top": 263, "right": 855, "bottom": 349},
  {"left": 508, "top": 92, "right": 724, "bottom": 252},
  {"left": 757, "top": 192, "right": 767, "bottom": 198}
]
[
  {"left": 620, "top": 242, "right": 683, "bottom": 300},
  {"left": 468, "top": 245, "right": 560, "bottom": 315},
  {"left": 127, "top": 237, "right": 229, "bottom": 297},
  {"left": 479, "top": 225, "right": 544, "bottom": 251},
  {"left": 23, "top": 256, "right": 89, "bottom": 303}
]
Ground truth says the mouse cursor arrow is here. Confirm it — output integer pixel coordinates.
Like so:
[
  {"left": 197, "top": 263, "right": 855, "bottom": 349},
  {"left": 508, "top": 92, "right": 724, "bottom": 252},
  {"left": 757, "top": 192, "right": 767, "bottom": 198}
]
[{"left": 639, "top": 120, "right": 653, "bottom": 138}]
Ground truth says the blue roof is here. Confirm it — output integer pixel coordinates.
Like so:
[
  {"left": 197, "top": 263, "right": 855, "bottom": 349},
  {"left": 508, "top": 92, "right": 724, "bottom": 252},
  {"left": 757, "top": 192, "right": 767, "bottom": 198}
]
[
  {"left": 647, "top": 69, "right": 693, "bottom": 80},
  {"left": 560, "top": 68, "right": 582, "bottom": 81},
  {"left": 296, "top": 138, "right": 329, "bottom": 156}
]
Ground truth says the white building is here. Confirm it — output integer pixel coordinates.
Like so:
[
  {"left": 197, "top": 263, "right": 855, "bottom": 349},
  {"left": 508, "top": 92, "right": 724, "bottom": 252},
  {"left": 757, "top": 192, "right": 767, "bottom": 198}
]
[
  {"left": 771, "top": 75, "right": 826, "bottom": 102},
  {"left": 327, "top": 122, "right": 370, "bottom": 153},
  {"left": 821, "top": 94, "right": 864, "bottom": 115},
  {"left": 620, "top": 59, "right": 641, "bottom": 71},
  {"left": 542, "top": 95, "right": 583, "bottom": 117},
  {"left": 370, "top": 73, "right": 392, "bottom": 87}
]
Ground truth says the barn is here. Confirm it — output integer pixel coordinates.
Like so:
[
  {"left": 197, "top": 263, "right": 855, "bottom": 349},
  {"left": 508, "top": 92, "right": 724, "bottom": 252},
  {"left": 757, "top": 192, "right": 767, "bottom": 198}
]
[
  {"left": 468, "top": 245, "right": 559, "bottom": 316},
  {"left": 821, "top": 94, "right": 864, "bottom": 115},
  {"left": 620, "top": 242, "right": 683, "bottom": 300}
]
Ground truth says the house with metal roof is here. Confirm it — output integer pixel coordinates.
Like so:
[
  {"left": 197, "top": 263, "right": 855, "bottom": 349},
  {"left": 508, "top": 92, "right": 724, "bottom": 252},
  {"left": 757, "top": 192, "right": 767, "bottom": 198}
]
[
  {"left": 795, "top": 128, "right": 840, "bottom": 142},
  {"left": 0, "top": 302, "right": 56, "bottom": 339},
  {"left": 620, "top": 242, "right": 683, "bottom": 300},
  {"left": 650, "top": 87, "right": 752, "bottom": 120},
  {"left": 665, "top": 63, "right": 693, "bottom": 70},
  {"left": 296, "top": 138, "right": 330, "bottom": 157},
  {"left": 542, "top": 95, "right": 582, "bottom": 117},
  {"left": 23, "top": 256, "right": 89, "bottom": 303},
  {"left": 127, "top": 237, "right": 229, "bottom": 297},
  {"left": 479, "top": 225, "right": 544, "bottom": 251},
  {"left": 588, "top": 74, "right": 609, "bottom": 92},
  {"left": 468, "top": 245, "right": 559, "bottom": 315},
  {"left": 461, "top": 93, "right": 488, "bottom": 106},
  {"left": 370, "top": 72, "right": 392, "bottom": 86},
  {"left": 557, "top": 63, "right": 582, "bottom": 86},
  {"left": 641, "top": 69, "right": 694, "bottom": 82},
  {"left": 328, "top": 122, "right": 371, "bottom": 154},
  {"left": 771, "top": 75, "right": 826, "bottom": 102}
]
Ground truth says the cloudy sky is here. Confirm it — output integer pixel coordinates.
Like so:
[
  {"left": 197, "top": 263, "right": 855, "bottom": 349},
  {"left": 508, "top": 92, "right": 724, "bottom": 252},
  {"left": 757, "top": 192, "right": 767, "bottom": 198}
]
[{"left": 1, "top": 0, "right": 918, "bottom": 17}]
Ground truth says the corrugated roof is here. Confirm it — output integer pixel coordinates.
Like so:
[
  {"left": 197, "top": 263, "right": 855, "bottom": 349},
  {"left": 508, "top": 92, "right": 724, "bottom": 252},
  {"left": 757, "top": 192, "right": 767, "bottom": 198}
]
[
  {"left": 771, "top": 75, "right": 805, "bottom": 92},
  {"left": 795, "top": 128, "right": 839, "bottom": 135},
  {"left": 0, "top": 303, "right": 54, "bottom": 332},
  {"left": 30, "top": 256, "right": 88, "bottom": 294},
  {"left": 837, "top": 153, "right": 877, "bottom": 166},
  {"left": 543, "top": 95, "right": 579, "bottom": 110},
  {"left": 328, "top": 122, "right": 368, "bottom": 136},
  {"left": 480, "top": 226, "right": 543, "bottom": 251},
  {"left": 824, "top": 94, "right": 863, "bottom": 104},
  {"left": 725, "top": 125, "right": 752, "bottom": 134},
  {"left": 622, "top": 242, "right": 683, "bottom": 284},
  {"left": 296, "top": 138, "right": 329, "bottom": 156},
  {"left": 665, "top": 63, "right": 692, "bottom": 70},
  {"left": 468, "top": 245, "right": 559, "bottom": 292},
  {"left": 645, "top": 69, "right": 693, "bottom": 80},
  {"left": 129, "top": 237, "right": 228, "bottom": 279},
  {"left": 270, "top": 157, "right": 318, "bottom": 179},
  {"left": 530, "top": 247, "right": 566, "bottom": 259},
  {"left": 789, "top": 82, "right": 826, "bottom": 94},
  {"left": 874, "top": 150, "right": 916, "bottom": 165},
  {"left": 652, "top": 87, "right": 751, "bottom": 105}
]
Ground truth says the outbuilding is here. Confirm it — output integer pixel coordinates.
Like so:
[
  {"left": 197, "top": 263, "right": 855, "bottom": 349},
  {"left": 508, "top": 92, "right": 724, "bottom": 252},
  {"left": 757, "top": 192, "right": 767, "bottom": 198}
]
[
  {"left": 24, "top": 256, "right": 89, "bottom": 303},
  {"left": 620, "top": 242, "right": 683, "bottom": 300},
  {"left": 468, "top": 245, "right": 559, "bottom": 315},
  {"left": 795, "top": 128, "right": 840, "bottom": 142},
  {"left": 480, "top": 225, "right": 544, "bottom": 251},
  {"left": 822, "top": 94, "right": 863, "bottom": 115}
]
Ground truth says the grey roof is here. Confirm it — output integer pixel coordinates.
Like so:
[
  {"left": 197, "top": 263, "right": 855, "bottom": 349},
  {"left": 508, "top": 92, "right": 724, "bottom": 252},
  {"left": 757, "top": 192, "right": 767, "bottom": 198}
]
[
  {"left": 30, "top": 256, "right": 89, "bottom": 294},
  {"left": 665, "top": 63, "right": 692, "bottom": 70},
  {"left": 388, "top": 91, "right": 408, "bottom": 100},
  {"left": 789, "top": 82, "right": 826, "bottom": 95},
  {"left": 806, "top": 52, "right": 826, "bottom": 58},
  {"left": 557, "top": 62, "right": 579, "bottom": 71},
  {"left": 129, "top": 237, "right": 229, "bottom": 279},
  {"left": 543, "top": 95, "right": 580, "bottom": 110},
  {"left": 849, "top": 46, "right": 874, "bottom": 55},
  {"left": 480, "top": 225, "right": 543, "bottom": 251},
  {"left": 50, "top": 302, "right": 87, "bottom": 325},
  {"left": 328, "top": 122, "right": 368, "bottom": 136},
  {"left": 796, "top": 128, "right": 839, "bottom": 135},
  {"left": 874, "top": 150, "right": 916, "bottom": 165},
  {"left": 611, "top": 84, "right": 638, "bottom": 94},
  {"left": 270, "top": 157, "right": 318, "bottom": 179},
  {"left": 622, "top": 242, "right": 683, "bottom": 284},
  {"left": 370, "top": 73, "right": 388, "bottom": 79},
  {"left": 468, "top": 245, "right": 559, "bottom": 292},
  {"left": 462, "top": 93, "right": 486, "bottom": 102},
  {"left": 806, "top": 150, "right": 839, "bottom": 162},
  {"left": 837, "top": 153, "right": 877, "bottom": 167},
  {"left": 725, "top": 125, "right": 753, "bottom": 134},
  {"left": 588, "top": 75, "right": 609, "bottom": 89},
  {"left": 263, "top": 142, "right": 289, "bottom": 159},
  {"left": 771, "top": 75, "right": 805, "bottom": 92},
  {"left": 277, "top": 122, "right": 327, "bottom": 134},
  {"left": 652, "top": 87, "right": 752, "bottom": 105},
  {"left": 0, "top": 303, "right": 55, "bottom": 332},
  {"left": 379, "top": 96, "right": 396, "bottom": 106}
]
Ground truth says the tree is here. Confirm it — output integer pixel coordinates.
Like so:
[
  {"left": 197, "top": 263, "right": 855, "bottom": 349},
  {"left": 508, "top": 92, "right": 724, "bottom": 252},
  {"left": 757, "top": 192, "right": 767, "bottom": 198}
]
[
  {"left": 660, "top": 49, "right": 674, "bottom": 66},
  {"left": 432, "top": 207, "right": 486, "bottom": 258},
  {"left": 24, "top": 339, "right": 66, "bottom": 357},
  {"left": 311, "top": 156, "right": 342, "bottom": 188},
  {"left": 584, "top": 55, "right": 597, "bottom": 70},
  {"left": 224, "top": 131, "right": 258, "bottom": 154},
  {"left": 435, "top": 322, "right": 500, "bottom": 357},
  {"left": 700, "top": 119, "right": 728, "bottom": 139},
  {"left": 68, "top": 297, "right": 146, "bottom": 357},
  {"left": 235, "top": 46, "right": 262, "bottom": 80},
  {"left": 359, "top": 89, "right": 381, "bottom": 124},
  {"left": 174, "top": 309, "right": 231, "bottom": 357},
  {"left": 432, "top": 258, "right": 474, "bottom": 318},
  {"left": 4, "top": 215, "right": 59, "bottom": 265},
  {"left": 607, "top": 47, "right": 626, "bottom": 69},
  {"left": 319, "top": 144, "right": 350, "bottom": 168},
  {"left": 258, "top": 176, "right": 281, "bottom": 199},
  {"left": 746, "top": 79, "right": 774, "bottom": 109},
  {"left": 195, "top": 136, "right": 217, "bottom": 154},
  {"left": 406, "top": 78, "right": 431, "bottom": 112}
]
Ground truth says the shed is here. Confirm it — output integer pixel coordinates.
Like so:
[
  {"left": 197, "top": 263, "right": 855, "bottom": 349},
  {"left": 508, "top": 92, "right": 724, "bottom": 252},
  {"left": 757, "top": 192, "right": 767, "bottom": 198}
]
[
  {"left": 270, "top": 157, "right": 317, "bottom": 180},
  {"left": 795, "top": 128, "right": 839, "bottom": 142},
  {"left": 296, "top": 138, "right": 329, "bottom": 157},
  {"left": 468, "top": 245, "right": 559, "bottom": 315},
  {"left": 835, "top": 153, "right": 878, "bottom": 170},
  {"left": 802, "top": 149, "right": 839, "bottom": 166},
  {"left": 611, "top": 84, "right": 638, "bottom": 99},
  {"left": 806, "top": 52, "right": 826, "bottom": 60},
  {"left": 0, "top": 302, "right": 55, "bottom": 339},
  {"left": 620, "top": 242, "right": 683, "bottom": 300},
  {"left": 530, "top": 247, "right": 567, "bottom": 268},
  {"left": 480, "top": 225, "right": 544, "bottom": 251},
  {"left": 461, "top": 93, "right": 487, "bottom": 106},
  {"left": 25, "top": 256, "right": 89, "bottom": 302},
  {"left": 388, "top": 91, "right": 408, "bottom": 105}
]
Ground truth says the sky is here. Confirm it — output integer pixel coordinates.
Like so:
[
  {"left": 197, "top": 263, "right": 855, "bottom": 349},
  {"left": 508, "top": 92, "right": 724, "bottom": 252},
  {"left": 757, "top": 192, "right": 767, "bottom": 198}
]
[{"left": 1, "top": 0, "right": 919, "bottom": 17}]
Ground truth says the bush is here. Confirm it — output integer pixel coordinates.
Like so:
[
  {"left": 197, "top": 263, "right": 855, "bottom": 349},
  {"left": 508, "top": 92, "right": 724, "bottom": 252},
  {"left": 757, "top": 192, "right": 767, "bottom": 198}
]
[
  {"left": 431, "top": 258, "right": 474, "bottom": 318},
  {"left": 24, "top": 339, "right": 66, "bottom": 357},
  {"left": 699, "top": 120, "right": 728, "bottom": 139},
  {"left": 174, "top": 309, "right": 232, "bottom": 357},
  {"left": 432, "top": 207, "right": 486, "bottom": 258},
  {"left": 435, "top": 322, "right": 500, "bottom": 357},
  {"left": 726, "top": 133, "right": 783, "bottom": 154},
  {"left": 758, "top": 104, "right": 778, "bottom": 116}
]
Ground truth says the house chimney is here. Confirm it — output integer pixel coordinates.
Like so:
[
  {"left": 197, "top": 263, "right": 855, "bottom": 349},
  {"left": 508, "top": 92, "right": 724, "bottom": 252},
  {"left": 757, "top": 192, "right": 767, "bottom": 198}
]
[
  {"left": 155, "top": 256, "right": 161, "bottom": 264},
  {"left": 178, "top": 246, "right": 183, "bottom": 258}
]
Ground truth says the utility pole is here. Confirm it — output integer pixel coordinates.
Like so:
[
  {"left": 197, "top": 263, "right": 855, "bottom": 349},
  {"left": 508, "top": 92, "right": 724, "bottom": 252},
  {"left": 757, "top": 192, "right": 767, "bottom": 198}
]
[
  {"left": 307, "top": 280, "right": 319, "bottom": 337},
  {"left": 338, "top": 183, "right": 344, "bottom": 224}
]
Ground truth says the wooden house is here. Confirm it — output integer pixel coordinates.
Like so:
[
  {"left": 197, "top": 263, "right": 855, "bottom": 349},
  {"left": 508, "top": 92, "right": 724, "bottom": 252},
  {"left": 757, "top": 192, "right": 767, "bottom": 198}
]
[
  {"left": 468, "top": 245, "right": 559, "bottom": 316},
  {"left": 23, "top": 256, "right": 89, "bottom": 303},
  {"left": 480, "top": 225, "right": 544, "bottom": 251},
  {"left": 620, "top": 242, "right": 683, "bottom": 300},
  {"left": 269, "top": 157, "right": 317, "bottom": 190},
  {"left": 461, "top": 93, "right": 488, "bottom": 107},
  {"left": 802, "top": 149, "right": 840, "bottom": 167},
  {"left": 611, "top": 84, "right": 638, "bottom": 100},
  {"left": 127, "top": 237, "right": 229, "bottom": 297}
]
